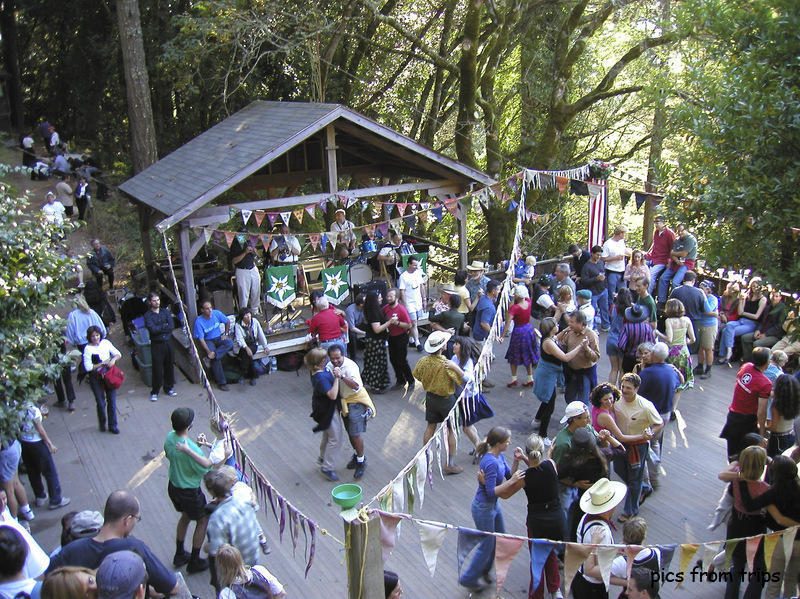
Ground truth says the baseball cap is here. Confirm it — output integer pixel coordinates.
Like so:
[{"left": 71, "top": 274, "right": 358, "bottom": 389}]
[
  {"left": 96, "top": 551, "right": 147, "bottom": 599},
  {"left": 699, "top": 280, "right": 714, "bottom": 290},
  {"left": 560, "top": 401, "right": 588, "bottom": 424},
  {"left": 70, "top": 510, "right": 103, "bottom": 538},
  {"left": 576, "top": 289, "right": 592, "bottom": 300}
]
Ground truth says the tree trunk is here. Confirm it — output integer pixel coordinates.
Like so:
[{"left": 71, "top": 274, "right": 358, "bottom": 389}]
[
  {"left": 455, "top": 0, "right": 481, "bottom": 167},
  {"left": 0, "top": 1, "right": 25, "bottom": 133},
  {"left": 116, "top": 0, "right": 158, "bottom": 284}
]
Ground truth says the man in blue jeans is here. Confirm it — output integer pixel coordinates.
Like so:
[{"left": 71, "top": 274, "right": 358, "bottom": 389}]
[
  {"left": 581, "top": 246, "right": 610, "bottom": 331},
  {"left": 193, "top": 300, "right": 234, "bottom": 391},
  {"left": 613, "top": 373, "right": 663, "bottom": 522},
  {"left": 657, "top": 224, "right": 697, "bottom": 304}
]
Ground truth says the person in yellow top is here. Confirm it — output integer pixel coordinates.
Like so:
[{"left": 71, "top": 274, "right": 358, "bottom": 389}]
[
  {"left": 412, "top": 331, "right": 465, "bottom": 474},
  {"left": 326, "top": 345, "right": 376, "bottom": 480}
]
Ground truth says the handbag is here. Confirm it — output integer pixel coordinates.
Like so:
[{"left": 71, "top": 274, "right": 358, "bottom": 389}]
[
  {"left": 101, "top": 364, "right": 125, "bottom": 390},
  {"left": 463, "top": 392, "right": 494, "bottom": 427}
]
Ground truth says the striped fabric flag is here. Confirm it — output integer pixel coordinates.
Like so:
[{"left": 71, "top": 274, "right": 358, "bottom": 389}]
[{"left": 588, "top": 178, "right": 607, "bottom": 248}]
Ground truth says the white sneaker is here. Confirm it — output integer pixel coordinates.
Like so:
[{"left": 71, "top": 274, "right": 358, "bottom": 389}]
[
  {"left": 150, "top": 394, "right": 158, "bottom": 402},
  {"left": 35, "top": 497, "right": 48, "bottom": 508},
  {"left": 18, "top": 507, "right": 34, "bottom": 522}
]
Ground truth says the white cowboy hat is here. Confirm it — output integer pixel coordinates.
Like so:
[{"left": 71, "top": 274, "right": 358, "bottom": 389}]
[
  {"left": 424, "top": 330, "right": 452, "bottom": 353},
  {"left": 466, "top": 260, "right": 486, "bottom": 271},
  {"left": 579, "top": 478, "right": 627, "bottom": 515}
]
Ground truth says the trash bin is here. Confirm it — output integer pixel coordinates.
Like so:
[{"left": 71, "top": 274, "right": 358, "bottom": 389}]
[
  {"left": 134, "top": 354, "right": 153, "bottom": 388},
  {"left": 131, "top": 328, "right": 151, "bottom": 365}
]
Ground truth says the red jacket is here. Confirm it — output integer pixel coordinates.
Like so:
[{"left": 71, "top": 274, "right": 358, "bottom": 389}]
[
  {"left": 307, "top": 307, "right": 347, "bottom": 341},
  {"left": 647, "top": 228, "right": 675, "bottom": 265}
]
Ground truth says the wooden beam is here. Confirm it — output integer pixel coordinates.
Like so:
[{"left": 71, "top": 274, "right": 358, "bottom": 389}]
[
  {"left": 335, "top": 120, "right": 461, "bottom": 182},
  {"left": 188, "top": 231, "right": 207, "bottom": 259},
  {"left": 178, "top": 224, "right": 199, "bottom": 341},
  {"left": 325, "top": 124, "right": 338, "bottom": 194},
  {"left": 191, "top": 179, "right": 453, "bottom": 215},
  {"left": 233, "top": 164, "right": 385, "bottom": 192}
]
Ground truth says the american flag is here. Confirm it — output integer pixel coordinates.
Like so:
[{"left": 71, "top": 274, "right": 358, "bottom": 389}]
[{"left": 588, "top": 178, "right": 607, "bottom": 248}]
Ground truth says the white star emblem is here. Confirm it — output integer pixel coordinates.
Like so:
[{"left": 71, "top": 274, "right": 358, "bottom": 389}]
[
  {"left": 267, "top": 274, "right": 294, "bottom": 302},
  {"left": 323, "top": 271, "right": 346, "bottom": 298}
]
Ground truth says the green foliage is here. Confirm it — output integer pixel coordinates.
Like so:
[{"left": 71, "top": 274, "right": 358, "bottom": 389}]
[
  {"left": 0, "top": 185, "right": 78, "bottom": 443},
  {"left": 664, "top": 0, "right": 800, "bottom": 289}
]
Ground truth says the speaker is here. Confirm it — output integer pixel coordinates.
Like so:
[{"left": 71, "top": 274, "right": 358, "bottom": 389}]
[{"left": 355, "top": 279, "right": 388, "bottom": 299}]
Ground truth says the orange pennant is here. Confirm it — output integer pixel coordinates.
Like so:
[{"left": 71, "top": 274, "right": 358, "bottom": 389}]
[
  {"left": 293, "top": 207, "right": 304, "bottom": 224},
  {"left": 260, "top": 235, "right": 271, "bottom": 252},
  {"left": 555, "top": 176, "right": 569, "bottom": 193},
  {"left": 254, "top": 211, "right": 265, "bottom": 227},
  {"left": 224, "top": 231, "right": 235, "bottom": 248}
]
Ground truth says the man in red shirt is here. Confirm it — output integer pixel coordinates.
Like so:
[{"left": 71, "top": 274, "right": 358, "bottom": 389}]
[
  {"left": 719, "top": 347, "right": 772, "bottom": 460},
  {"left": 307, "top": 297, "right": 349, "bottom": 355},
  {"left": 383, "top": 289, "right": 414, "bottom": 390},
  {"left": 644, "top": 215, "right": 674, "bottom": 296}
]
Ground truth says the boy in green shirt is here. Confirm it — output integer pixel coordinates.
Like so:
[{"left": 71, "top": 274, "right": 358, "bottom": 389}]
[{"left": 164, "top": 407, "right": 212, "bottom": 572}]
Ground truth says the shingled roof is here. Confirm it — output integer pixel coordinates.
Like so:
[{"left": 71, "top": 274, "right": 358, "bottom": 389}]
[{"left": 118, "top": 101, "right": 494, "bottom": 231}]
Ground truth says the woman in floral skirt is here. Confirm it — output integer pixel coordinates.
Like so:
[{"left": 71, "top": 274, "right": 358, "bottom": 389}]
[{"left": 500, "top": 285, "right": 539, "bottom": 387}]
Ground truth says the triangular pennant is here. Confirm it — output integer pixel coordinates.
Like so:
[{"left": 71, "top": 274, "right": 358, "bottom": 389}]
[
  {"left": 415, "top": 453, "right": 427, "bottom": 507},
  {"left": 587, "top": 183, "right": 602, "bottom": 199},
  {"left": 397, "top": 202, "right": 408, "bottom": 216},
  {"left": 376, "top": 222, "right": 389, "bottom": 237},
  {"left": 782, "top": 527, "right": 796, "bottom": 566},
  {"left": 677, "top": 544, "right": 700, "bottom": 588},
  {"left": 241, "top": 209, "right": 252, "bottom": 226},
  {"left": 267, "top": 213, "right": 278, "bottom": 228},
  {"left": 378, "top": 512, "right": 403, "bottom": 563},
  {"left": 229, "top": 207, "right": 238, "bottom": 219},
  {"left": 570, "top": 179, "right": 589, "bottom": 196},
  {"left": 635, "top": 191, "right": 649, "bottom": 210},
  {"left": 596, "top": 545, "right": 618, "bottom": 591},
  {"left": 564, "top": 543, "right": 593, "bottom": 593},
  {"left": 624, "top": 545, "right": 645, "bottom": 580},
  {"left": 309, "top": 233, "right": 320, "bottom": 251},
  {"left": 494, "top": 536, "right": 524, "bottom": 593},
  {"left": 405, "top": 467, "right": 416, "bottom": 515},
  {"left": 361, "top": 200, "right": 370, "bottom": 212},
  {"left": 249, "top": 234, "right": 260, "bottom": 250},
  {"left": 723, "top": 539, "right": 739, "bottom": 571},
  {"left": 305, "top": 204, "right": 316, "bottom": 219},
  {"left": 318, "top": 200, "right": 328, "bottom": 214},
  {"left": 432, "top": 205, "right": 443, "bottom": 221},
  {"left": 224, "top": 231, "right": 236, "bottom": 248},
  {"left": 445, "top": 199, "right": 458, "bottom": 217},
  {"left": 555, "top": 176, "right": 569, "bottom": 193},
  {"left": 293, "top": 207, "right": 304, "bottom": 224},
  {"left": 438, "top": 426, "right": 449, "bottom": 474},
  {"left": 701, "top": 541, "right": 722, "bottom": 574},
  {"left": 507, "top": 176, "right": 519, "bottom": 192},
  {"left": 530, "top": 540, "right": 555, "bottom": 595},
  {"left": 619, "top": 189, "right": 633, "bottom": 209},
  {"left": 364, "top": 225, "right": 375, "bottom": 240},
  {"left": 539, "top": 173, "right": 555, "bottom": 189},
  {"left": 658, "top": 544, "right": 677, "bottom": 570},
  {"left": 456, "top": 528, "right": 486, "bottom": 576},
  {"left": 418, "top": 522, "right": 446, "bottom": 576},
  {"left": 347, "top": 196, "right": 358, "bottom": 208},
  {"left": 260, "top": 235, "right": 271, "bottom": 252},
  {"left": 280, "top": 211, "right": 292, "bottom": 226},
  {"left": 202, "top": 228, "right": 212, "bottom": 243},
  {"left": 378, "top": 488, "right": 392, "bottom": 512},
  {"left": 391, "top": 478, "right": 405, "bottom": 514},
  {"left": 320, "top": 233, "right": 328, "bottom": 252},
  {"left": 254, "top": 211, "right": 265, "bottom": 227},
  {"left": 763, "top": 532, "right": 780, "bottom": 570},
  {"left": 403, "top": 214, "right": 416, "bottom": 229},
  {"left": 745, "top": 536, "right": 761, "bottom": 572},
  {"left": 541, "top": 213, "right": 550, "bottom": 224}
]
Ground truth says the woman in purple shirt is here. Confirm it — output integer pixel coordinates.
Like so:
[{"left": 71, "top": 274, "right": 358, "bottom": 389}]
[{"left": 459, "top": 427, "right": 524, "bottom": 592}]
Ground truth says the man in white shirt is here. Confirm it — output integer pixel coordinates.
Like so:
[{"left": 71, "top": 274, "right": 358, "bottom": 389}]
[
  {"left": 268, "top": 225, "right": 301, "bottom": 264},
  {"left": 398, "top": 256, "right": 427, "bottom": 350},
  {"left": 42, "top": 191, "right": 65, "bottom": 226},
  {"left": 575, "top": 290, "right": 596, "bottom": 331},
  {"left": 330, "top": 209, "right": 357, "bottom": 259},
  {"left": 601, "top": 225, "right": 630, "bottom": 299},
  {"left": 327, "top": 345, "right": 375, "bottom": 479}
]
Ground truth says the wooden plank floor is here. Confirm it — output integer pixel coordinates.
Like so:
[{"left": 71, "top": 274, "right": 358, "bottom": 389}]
[{"left": 29, "top": 323, "right": 759, "bottom": 599}]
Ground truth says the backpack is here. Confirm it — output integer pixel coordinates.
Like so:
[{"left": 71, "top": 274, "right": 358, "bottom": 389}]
[{"left": 230, "top": 569, "right": 273, "bottom": 599}]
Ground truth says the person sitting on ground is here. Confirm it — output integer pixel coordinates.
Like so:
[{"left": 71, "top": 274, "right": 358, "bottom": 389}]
[
  {"left": 193, "top": 300, "right": 234, "bottom": 391},
  {"left": 52, "top": 152, "right": 70, "bottom": 177},
  {"left": 233, "top": 307, "right": 269, "bottom": 386},
  {"left": 215, "top": 544, "right": 285, "bottom": 599},
  {"left": 0, "top": 526, "right": 42, "bottom": 599},
  {"left": 47, "top": 490, "right": 179, "bottom": 596}
]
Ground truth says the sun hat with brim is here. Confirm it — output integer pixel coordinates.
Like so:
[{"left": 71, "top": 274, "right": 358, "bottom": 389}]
[
  {"left": 334, "top": 208, "right": 346, "bottom": 216},
  {"left": 70, "top": 510, "right": 103, "bottom": 538},
  {"left": 466, "top": 260, "right": 486, "bottom": 271},
  {"left": 424, "top": 330, "right": 452, "bottom": 353},
  {"left": 439, "top": 283, "right": 456, "bottom": 293},
  {"left": 576, "top": 289, "right": 592, "bottom": 300},
  {"left": 97, "top": 551, "right": 147, "bottom": 599},
  {"left": 579, "top": 478, "right": 627, "bottom": 515},
  {"left": 624, "top": 304, "right": 649, "bottom": 323},
  {"left": 559, "top": 400, "right": 588, "bottom": 424}
]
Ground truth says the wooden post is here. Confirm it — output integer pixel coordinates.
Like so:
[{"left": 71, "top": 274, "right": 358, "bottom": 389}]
[
  {"left": 343, "top": 514, "right": 384, "bottom": 599},
  {"left": 325, "top": 125, "right": 338, "bottom": 194},
  {"left": 178, "top": 224, "right": 197, "bottom": 327},
  {"left": 457, "top": 201, "right": 468, "bottom": 268}
]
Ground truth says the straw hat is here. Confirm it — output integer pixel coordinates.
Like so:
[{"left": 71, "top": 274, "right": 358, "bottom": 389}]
[
  {"left": 579, "top": 478, "right": 627, "bottom": 515},
  {"left": 466, "top": 260, "right": 486, "bottom": 271},
  {"left": 439, "top": 283, "right": 456, "bottom": 294},
  {"left": 424, "top": 331, "right": 452, "bottom": 353}
]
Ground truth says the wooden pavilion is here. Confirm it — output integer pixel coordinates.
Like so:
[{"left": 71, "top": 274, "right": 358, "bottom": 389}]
[{"left": 118, "top": 101, "right": 495, "bottom": 324}]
